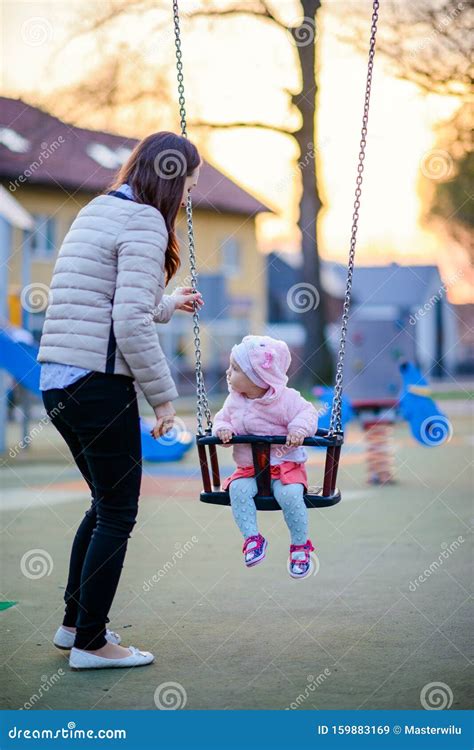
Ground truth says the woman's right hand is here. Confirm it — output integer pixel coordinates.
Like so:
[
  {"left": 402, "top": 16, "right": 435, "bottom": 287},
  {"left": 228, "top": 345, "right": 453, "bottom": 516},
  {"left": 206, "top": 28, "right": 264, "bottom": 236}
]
[{"left": 151, "top": 401, "right": 176, "bottom": 439}]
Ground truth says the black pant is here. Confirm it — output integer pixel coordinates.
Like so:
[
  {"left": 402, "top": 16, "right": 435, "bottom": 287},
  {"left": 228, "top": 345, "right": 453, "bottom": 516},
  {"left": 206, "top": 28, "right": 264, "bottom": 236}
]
[{"left": 42, "top": 371, "right": 142, "bottom": 650}]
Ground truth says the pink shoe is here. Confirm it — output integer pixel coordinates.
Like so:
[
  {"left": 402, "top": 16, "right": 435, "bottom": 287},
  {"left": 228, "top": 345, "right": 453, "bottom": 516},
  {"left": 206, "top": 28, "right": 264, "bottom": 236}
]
[
  {"left": 242, "top": 534, "right": 267, "bottom": 567},
  {"left": 289, "top": 539, "right": 315, "bottom": 579}
]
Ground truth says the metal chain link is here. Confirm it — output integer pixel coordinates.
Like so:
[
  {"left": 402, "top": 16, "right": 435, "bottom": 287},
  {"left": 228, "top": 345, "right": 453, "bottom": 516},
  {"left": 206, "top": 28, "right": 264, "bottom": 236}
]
[
  {"left": 173, "top": 0, "right": 378, "bottom": 436},
  {"left": 328, "top": 0, "right": 380, "bottom": 437},
  {"left": 173, "top": 0, "right": 213, "bottom": 435}
]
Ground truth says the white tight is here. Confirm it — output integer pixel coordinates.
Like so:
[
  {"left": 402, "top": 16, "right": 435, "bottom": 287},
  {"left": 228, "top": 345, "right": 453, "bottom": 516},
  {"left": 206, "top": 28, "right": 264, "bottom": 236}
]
[{"left": 229, "top": 477, "right": 308, "bottom": 544}]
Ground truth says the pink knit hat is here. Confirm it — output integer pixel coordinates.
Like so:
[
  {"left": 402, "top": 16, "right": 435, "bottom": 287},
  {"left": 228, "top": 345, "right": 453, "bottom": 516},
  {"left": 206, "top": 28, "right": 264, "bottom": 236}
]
[{"left": 231, "top": 335, "right": 291, "bottom": 391}]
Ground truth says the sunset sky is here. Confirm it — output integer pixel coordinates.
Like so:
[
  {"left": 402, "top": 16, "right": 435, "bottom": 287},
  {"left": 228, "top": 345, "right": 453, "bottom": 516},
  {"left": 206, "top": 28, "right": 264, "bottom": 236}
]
[{"left": 1, "top": 0, "right": 471, "bottom": 302}]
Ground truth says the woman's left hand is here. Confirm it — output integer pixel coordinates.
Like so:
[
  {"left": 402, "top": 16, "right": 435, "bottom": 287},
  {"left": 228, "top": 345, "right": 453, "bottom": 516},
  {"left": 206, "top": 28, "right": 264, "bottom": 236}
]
[{"left": 171, "top": 287, "right": 204, "bottom": 313}]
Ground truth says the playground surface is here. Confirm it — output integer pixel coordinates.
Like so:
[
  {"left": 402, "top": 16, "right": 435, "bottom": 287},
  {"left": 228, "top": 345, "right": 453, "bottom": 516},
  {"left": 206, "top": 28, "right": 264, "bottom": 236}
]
[{"left": 0, "top": 405, "right": 472, "bottom": 711}]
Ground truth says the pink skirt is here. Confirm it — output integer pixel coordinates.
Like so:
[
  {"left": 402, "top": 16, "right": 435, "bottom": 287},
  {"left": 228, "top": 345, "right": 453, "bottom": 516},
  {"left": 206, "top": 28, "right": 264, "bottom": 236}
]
[{"left": 221, "top": 461, "right": 308, "bottom": 492}]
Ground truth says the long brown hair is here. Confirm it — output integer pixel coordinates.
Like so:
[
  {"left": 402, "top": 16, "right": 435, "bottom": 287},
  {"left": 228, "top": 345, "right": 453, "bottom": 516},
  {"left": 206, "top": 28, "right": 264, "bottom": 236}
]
[{"left": 108, "top": 132, "right": 201, "bottom": 284}]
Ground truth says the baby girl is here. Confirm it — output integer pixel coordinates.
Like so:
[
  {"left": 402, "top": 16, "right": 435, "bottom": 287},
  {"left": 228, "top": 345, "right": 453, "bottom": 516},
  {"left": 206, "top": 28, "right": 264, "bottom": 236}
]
[{"left": 212, "top": 335, "right": 319, "bottom": 579}]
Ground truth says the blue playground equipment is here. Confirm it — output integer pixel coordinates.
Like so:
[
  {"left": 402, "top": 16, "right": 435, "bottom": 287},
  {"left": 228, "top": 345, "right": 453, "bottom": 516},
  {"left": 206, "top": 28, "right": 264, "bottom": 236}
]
[
  {"left": 312, "top": 365, "right": 449, "bottom": 449},
  {"left": 140, "top": 418, "right": 193, "bottom": 462},
  {"left": 0, "top": 327, "right": 193, "bottom": 461},
  {"left": 310, "top": 364, "right": 449, "bottom": 484},
  {"left": 398, "top": 361, "right": 451, "bottom": 446},
  {"left": 0, "top": 328, "right": 40, "bottom": 395},
  {"left": 311, "top": 386, "right": 354, "bottom": 434}
]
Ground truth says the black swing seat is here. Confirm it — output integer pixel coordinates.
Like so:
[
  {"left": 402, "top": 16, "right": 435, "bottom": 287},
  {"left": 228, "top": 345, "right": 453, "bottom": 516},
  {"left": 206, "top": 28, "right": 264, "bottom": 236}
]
[{"left": 197, "top": 430, "right": 344, "bottom": 511}]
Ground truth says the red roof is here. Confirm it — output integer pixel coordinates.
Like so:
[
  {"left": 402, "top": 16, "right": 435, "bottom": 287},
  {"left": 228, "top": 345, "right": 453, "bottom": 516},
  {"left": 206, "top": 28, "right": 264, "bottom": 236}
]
[{"left": 0, "top": 96, "right": 272, "bottom": 215}]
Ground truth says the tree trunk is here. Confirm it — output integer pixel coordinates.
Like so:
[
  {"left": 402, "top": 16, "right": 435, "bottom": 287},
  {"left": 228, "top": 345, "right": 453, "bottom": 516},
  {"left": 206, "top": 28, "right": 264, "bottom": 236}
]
[{"left": 291, "top": 0, "right": 332, "bottom": 387}]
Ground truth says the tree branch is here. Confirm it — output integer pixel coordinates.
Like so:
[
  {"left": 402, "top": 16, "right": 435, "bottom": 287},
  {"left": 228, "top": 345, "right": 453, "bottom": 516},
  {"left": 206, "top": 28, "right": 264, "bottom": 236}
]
[
  {"left": 189, "top": 119, "right": 295, "bottom": 136},
  {"left": 336, "top": 0, "right": 472, "bottom": 100},
  {"left": 188, "top": 0, "right": 287, "bottom": 31}
]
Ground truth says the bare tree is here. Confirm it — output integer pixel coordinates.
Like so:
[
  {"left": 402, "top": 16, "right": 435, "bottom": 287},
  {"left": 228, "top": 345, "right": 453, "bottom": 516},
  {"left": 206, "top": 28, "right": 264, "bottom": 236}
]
[
  {"left": 42, "top": 0, "right": 378, "bottom": 385},
  {"left": 338, "top": 0, "right": 472, "bottom": 99},
  {"left": 341, "top": 0, "right": 472, "bottom": 248},
  {"left": 43, "top": 49, "right": 171, "bottom": 134},
  {"left": 186, "top": 0, "right": 336, "bottom": 385}
]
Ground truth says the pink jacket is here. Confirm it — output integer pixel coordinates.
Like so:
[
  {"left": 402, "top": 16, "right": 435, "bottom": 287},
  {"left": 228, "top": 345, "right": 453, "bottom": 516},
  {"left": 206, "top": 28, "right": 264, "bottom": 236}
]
[{"left": 212, "top": 386, "right": 319, "bottom": 467}]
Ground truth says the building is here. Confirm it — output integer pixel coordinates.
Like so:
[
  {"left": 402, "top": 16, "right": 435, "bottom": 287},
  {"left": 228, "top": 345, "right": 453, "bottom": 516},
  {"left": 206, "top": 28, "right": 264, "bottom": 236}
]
[
  {"left": 267, "top": 253, "right": 468, "bottom": 391},
  {"left": 0, "top": 95, "right": 272, "bottom": 393}
]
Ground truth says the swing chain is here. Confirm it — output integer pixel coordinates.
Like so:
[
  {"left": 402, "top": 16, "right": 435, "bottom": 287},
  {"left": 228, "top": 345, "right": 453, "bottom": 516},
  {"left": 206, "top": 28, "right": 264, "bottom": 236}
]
[
  {"left": 328, "top": 0, "right": 379, "bottom": 437},
  {"left": 173, "top": 0, "right": 378, "bottom": 438},
  {"left": 173, "top": 0, "right": 213, "bottom": 435},
  {"left": 173, "top": 0, "right": 187, "bottom": 139}
]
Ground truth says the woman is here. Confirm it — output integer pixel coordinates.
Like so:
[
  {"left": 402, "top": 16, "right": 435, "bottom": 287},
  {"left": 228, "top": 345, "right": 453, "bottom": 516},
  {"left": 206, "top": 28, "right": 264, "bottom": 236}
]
[{"left": 38, "top": 132, "right": 203, "bottom": 670}]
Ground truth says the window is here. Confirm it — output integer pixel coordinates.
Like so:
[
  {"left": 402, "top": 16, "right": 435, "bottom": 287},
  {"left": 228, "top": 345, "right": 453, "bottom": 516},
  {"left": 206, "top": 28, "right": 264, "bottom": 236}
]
[
  {"left": 221, "top": 237, "right": 241, "bottom": 276},
  {"left": 29, "top": 215, "right": 56, "bottom": 258}
]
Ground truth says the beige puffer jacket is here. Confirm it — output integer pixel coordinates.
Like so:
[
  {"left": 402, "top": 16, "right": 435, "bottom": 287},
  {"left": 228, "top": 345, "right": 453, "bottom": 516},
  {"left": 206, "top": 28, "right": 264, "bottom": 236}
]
[{"left": 37, "top": 194, "right": 179, "bottom": 408}]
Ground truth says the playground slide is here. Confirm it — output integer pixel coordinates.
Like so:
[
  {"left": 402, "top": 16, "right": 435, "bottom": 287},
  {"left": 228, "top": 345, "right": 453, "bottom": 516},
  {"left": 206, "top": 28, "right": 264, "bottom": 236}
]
[
  {"left": 0, "top": 327, "right": 193, "bottom": 462},
  {"left": 0, "top": 327, "right": 41, "bottom": 396}
]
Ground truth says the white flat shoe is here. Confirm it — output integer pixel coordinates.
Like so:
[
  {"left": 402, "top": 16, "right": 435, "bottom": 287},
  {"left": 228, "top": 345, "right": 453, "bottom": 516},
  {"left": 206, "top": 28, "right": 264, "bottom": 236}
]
[
  {"left": 53, "top": 625, "right": 121, "bottom": 650},
  {"left": 69, "top": 645, "right": 154, "bottom": 671}
]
